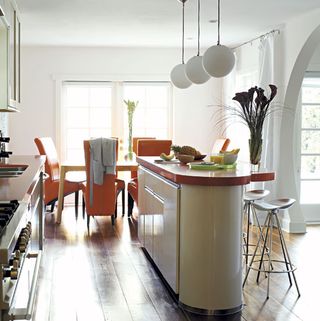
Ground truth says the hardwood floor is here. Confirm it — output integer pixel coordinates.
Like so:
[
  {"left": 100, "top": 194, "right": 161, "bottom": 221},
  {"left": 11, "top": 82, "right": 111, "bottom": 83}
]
[{"left": 33, "top": 205, "right": 319, "bottom": 321}]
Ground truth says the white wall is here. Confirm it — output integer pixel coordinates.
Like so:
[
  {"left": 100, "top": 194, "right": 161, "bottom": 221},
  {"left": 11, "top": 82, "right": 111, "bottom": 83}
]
[{"left": 9, "top": 46, "right": 221, "bottom": 156}]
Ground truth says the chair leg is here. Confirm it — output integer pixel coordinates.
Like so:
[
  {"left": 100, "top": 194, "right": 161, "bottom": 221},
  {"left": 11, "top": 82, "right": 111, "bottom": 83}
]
[
  {"left": 50, "top": 201, "right": 56, "bottom": 213},
  {"left": 111, "top": 215, "right": 115, "bottom": 226},
  {"left": 122, "top": 189, "right": 125, "bottom": 216},
  {"left": 128, "top": 192, "right": 134, "bottom": 217},
  {"left": 82, "top": 196, "right": 85, "bottom": 219},
  {"left": 115, "top": 201, "right": 118, "bottom": 218},
  {"left": 75, "top": 191, "right": 79, "bottom": 219},
  {"left": 87, "top": 214, "right": 90, "bottom": 229}
]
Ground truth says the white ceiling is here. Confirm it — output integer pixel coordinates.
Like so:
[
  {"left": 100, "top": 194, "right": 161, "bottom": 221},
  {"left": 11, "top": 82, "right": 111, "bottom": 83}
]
[{"left": 16, "top": 0, "right": 320, "bottom": 48}]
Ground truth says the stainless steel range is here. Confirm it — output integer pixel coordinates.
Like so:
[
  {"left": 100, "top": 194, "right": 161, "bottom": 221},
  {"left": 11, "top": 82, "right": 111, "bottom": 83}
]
[{"left": 0, "top": 173, "right": 44, "bottom": 321}]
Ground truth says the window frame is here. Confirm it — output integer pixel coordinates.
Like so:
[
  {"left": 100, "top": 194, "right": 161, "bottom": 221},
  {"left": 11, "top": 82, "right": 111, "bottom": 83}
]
[
  {"left": 55, "top": 75, "right": 172, "bottom": 163},
  {"left": 300, "top": 77, "right": 320, "bottom": 204}
]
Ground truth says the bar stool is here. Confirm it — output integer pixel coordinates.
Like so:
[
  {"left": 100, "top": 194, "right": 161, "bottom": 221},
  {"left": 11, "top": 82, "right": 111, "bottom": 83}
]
[
  {"left": 242, "top": 198, "right": 300, "bottom": 299},
  {"left": 243, "top": 189, "right": 270, "bottom": 265}
]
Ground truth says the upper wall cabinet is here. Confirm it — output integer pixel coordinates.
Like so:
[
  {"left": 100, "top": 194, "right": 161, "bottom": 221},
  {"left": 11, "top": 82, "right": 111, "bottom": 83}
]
[{"left": 0, "top": 0, "right": 20, "bottom": 112}]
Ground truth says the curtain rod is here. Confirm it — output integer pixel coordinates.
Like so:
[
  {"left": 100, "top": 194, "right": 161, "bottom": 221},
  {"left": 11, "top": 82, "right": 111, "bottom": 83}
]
[{"left": 232, "top": 29, "right": 281, "bottom": 50}]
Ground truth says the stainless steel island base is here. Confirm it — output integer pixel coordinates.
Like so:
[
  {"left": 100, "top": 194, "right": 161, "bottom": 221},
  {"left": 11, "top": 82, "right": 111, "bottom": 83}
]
[{"left": 178, "top": 184, "right": 243, "bottom": 315}]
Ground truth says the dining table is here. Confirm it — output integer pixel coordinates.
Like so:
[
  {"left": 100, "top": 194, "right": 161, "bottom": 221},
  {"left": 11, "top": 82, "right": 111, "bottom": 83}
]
[{"left": 56, "top": 160, "right": 138, "bottom": 224}]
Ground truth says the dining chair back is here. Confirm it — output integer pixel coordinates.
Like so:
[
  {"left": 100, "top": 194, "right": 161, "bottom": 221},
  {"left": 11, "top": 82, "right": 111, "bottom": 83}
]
[
  {"left": 82, "top": 140, "right": 117, "bottom": 226},
  {"left": 34, "top": 137, "right": 82, "bottom": 211},
  {"left": 127, "top": 139, "right": 172, "bottom": 217},
  {"left": 137, "top": 139, "right": 172, "bottom": 156},
  {"left": 132, "top": 137, "right": 155, "bottom": 155},
  {"left": 131, "top": 137, "right": 155, "bottom": 179}
]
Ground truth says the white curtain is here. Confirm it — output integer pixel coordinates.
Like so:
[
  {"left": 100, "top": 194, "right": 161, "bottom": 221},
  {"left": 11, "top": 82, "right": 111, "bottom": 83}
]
[{"left": 258, "top": 34, "right": 280, "bottom": 197}]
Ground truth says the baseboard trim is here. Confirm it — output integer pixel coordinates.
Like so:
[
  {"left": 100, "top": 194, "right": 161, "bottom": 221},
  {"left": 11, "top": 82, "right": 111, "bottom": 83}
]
[{"left": 280, "top": 217, "right": 306, "bottom": 233}]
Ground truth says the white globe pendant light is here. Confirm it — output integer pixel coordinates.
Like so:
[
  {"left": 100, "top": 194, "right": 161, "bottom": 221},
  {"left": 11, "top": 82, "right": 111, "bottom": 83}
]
[
  {"left": 170, "top": 0, "right": 191, "bottom": 89},
  {"left": 185, "top": 0, "right": 210, "bottom": 84},
  {"left": 171, "top": 64, "right": 191, "bottom": 89},
  {"left": 203, "top": 0, "right": 235, "bottom": 78}
]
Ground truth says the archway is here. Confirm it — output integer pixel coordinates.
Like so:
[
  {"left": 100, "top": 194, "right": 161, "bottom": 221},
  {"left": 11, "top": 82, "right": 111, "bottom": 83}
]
[{"left": 278, "top": 24, "right": 320, "bottom": 232}]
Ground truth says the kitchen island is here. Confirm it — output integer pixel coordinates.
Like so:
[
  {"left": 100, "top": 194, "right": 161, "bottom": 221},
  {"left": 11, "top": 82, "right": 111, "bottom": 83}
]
[{"left": 137, "top": 156, "right": 274, "bottom": 315}]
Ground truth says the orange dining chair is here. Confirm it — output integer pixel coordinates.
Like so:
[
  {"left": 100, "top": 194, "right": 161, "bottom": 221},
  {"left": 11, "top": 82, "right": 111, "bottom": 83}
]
[
  {"left": 82, "top": 140, "right": 118, "bottom": 227},
  {"left": 34, "top": 137, "right": 83, "bottom": 215},
  {"left": 127, "top": 139, "right": 172, "bottom": 217},
  {"left": 131, "top": 137, "right": 155, "bottom": 179}
]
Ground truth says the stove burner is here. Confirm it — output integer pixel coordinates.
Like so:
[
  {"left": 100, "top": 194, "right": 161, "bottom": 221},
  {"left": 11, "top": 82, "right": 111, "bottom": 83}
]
[{"left": 0, "top": 200, "right": 19, "bottom": 236}]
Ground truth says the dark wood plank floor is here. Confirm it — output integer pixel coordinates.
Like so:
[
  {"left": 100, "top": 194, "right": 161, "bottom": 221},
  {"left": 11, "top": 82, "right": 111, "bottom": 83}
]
[{"left": 33, "top": 204, "right": 319, "bottom": 321}]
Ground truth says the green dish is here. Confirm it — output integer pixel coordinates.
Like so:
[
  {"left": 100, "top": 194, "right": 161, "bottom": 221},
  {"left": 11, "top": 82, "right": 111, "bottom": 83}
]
[{"left": 189, "top": 162, "right": 236, "bottom": 170}]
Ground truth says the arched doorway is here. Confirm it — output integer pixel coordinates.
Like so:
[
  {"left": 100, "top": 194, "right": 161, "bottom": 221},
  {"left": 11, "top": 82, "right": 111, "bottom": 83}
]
[{"left": 278, "top": 24, "right": 320, "bottom": 232}]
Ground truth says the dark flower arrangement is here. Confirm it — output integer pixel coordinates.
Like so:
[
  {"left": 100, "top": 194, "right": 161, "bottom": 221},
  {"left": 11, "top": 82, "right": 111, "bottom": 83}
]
[{"left": 226, "top": 84, "right": 278, "bottom": 165}]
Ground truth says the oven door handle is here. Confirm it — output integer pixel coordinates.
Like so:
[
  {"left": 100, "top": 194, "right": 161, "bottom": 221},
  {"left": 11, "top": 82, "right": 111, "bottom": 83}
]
[{"left": 7, "top": 250, "right": 42, "bottom": 320}]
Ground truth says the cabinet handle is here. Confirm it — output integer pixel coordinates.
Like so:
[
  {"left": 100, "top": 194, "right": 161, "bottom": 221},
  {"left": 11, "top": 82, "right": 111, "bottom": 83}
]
[
  {"left": 144, "top": 185, "right": 164, "bottom": 204},
  {"left": 144, "top": 185, "right": 154, "bottom": 196},
  {"left": 152, "top": 191, "right": 164, "bottom": 204}
]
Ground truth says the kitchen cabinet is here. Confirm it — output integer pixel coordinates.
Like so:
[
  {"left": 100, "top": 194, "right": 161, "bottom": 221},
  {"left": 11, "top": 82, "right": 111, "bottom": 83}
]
[
  {"left": 0, "top": 0, "right": 20, "bottom": 112},
  {"left": 138, "top": 167, "right": 180, "bottom": 293}
]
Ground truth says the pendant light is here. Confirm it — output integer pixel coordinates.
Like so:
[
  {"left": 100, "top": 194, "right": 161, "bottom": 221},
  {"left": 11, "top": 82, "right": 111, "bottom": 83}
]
[
  {"left": 203, "top": 0, "right": 235, "bottom": 78},
  {"left": 185, "top": 0, "right": 210, "bottom": 84},
  {"left": 170, "top": 0, "right": 192, "bottom": 89}
]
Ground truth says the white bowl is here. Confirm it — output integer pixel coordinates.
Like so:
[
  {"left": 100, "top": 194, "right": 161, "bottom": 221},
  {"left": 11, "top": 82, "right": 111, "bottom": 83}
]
[{"left": 223, "top": 153, "right": 238, "bottom": 165}]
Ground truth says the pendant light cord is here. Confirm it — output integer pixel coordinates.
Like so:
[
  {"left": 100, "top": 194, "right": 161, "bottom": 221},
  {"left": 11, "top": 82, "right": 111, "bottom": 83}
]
[
  {"left": 217, "top": 0, "right": 221, "bottom": 45},
  {"left": 182, "top": 2, "right": 185, "bottom": 64},
  {"left": 197, "top": 0, "right": 200, "bottom": 56}
]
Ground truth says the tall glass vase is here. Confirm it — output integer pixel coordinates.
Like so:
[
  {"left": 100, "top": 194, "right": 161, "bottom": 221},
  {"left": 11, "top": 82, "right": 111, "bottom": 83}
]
[
  {"left": 124, "top": 114, "right": 135, "bottom": 161},
  {"left": 249, "top": 134, "right": 262, "bottom": 172}
]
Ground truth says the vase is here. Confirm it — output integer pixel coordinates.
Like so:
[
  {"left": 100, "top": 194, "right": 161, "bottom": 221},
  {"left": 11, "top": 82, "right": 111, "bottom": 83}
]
[
  {"left": 249, "top": 135, "right": 262, "bottom": 171},
  {"left": 124, "top": 131, "right": 136, "bottom": 161}
]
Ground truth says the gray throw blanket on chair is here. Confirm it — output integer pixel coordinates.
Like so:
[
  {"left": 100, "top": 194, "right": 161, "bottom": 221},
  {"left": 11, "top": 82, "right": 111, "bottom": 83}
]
[{"left": 89, "top": 137, "right": 116, "bottom": 206}]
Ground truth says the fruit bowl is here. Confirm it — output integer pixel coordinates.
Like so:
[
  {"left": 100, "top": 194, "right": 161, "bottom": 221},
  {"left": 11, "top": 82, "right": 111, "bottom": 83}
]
[
  {"left": 194, "top": 154, "right": 206, "bottom": 160},
  {"left": 177, "top": 154, "right": 195, "bottom": 164}
]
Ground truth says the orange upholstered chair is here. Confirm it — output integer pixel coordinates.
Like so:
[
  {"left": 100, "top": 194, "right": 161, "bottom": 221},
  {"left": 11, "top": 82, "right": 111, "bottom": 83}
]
[
  {"left": 82, "top": 140, "right": 117, "bottom": 226},
  {"left": 34, "top": 137, "right": 83, "bottom": 214},
  {"left": 127, "top": 139, "right": 172, "bottom": 216},
  {"left": 131, "top": 137, "right": 155, "bottom": 179}
]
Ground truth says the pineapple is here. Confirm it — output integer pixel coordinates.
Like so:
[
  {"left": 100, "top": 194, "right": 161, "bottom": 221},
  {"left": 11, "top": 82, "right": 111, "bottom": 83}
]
[
  {"left": 171, "top": 145, "right": 181, "bottom": 158},
  {"left": 180, "top": 145, "right": 198, "bottom": 156}
]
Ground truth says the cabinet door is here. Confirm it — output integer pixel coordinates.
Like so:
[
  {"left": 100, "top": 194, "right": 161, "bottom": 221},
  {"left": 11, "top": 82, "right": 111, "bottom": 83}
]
[
  {"left": 15, "top": 11, "right": 20, "bottom": 103},
  {"left": 7, "top": 1, "right": 20, "bottom": 109},
  {"left": 0, "top": 10, "right": 9, "bottom": 109},
  {"left": 153, "top": 181, "right": 179, "bottom": 293},
  {"left": 138, "top": 167, "right": 180, "bottom": 293}
]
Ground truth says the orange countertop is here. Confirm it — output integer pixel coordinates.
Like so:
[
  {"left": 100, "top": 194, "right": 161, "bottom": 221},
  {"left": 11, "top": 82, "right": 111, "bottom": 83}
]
[
  {"left": 137, "top": 157, "right": 275, "bottom": 186},
  {"left": 0, "top": 155, "right": 45, "bottom": 202}
]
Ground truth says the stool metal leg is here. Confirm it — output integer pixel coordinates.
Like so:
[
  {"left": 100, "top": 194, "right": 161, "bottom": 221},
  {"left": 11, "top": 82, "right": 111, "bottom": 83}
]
[
  {"left": 266, "top": 212, "right": 274, "bottom": 299},
  {"left": 274, "top": 213, "right": 301, "bottom": 297},
  {"left": 256, "top": 212, "right": 272, "bottom": 283},
  {"left": 245, "top": 201, "right": 251, "bottom": 265},
  {"left": 274, "top": 212, "right": 292, "bottom": 286},
  {"left": 243, "top": 212, "right": 271, "bottom": 287}
]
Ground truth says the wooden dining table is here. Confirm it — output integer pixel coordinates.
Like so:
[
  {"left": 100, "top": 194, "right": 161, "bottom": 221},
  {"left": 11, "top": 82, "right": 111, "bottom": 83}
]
[{"left": 56, "top": 161, "right": 138, "bottom": 224}]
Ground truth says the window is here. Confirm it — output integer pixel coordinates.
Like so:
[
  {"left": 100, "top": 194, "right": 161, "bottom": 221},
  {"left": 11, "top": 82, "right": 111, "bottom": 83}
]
[
  {"left": 300, "top": 77, "right": 320, "bottom": 204},
  {"left": 227, "top": 71, "right": 258, "bottom": 162},
  {"left": 123, "top": 82, "right": 171, "bottom": 139},
  {"left": 61, "top": 82, "right": 113, "bottom": 162},
  {"left": 60, "top": 81, "right": 171, "bottom": 163}
]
